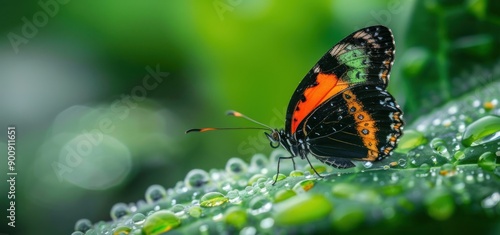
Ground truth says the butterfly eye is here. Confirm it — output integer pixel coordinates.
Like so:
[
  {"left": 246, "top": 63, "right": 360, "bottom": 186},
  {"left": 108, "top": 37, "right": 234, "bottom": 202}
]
[{"left": 265, "top": 131, "right": 281, "bottom": 148}]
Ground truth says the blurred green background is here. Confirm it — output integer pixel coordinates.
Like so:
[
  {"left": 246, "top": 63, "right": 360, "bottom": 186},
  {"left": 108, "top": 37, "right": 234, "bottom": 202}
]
[{"left": 0, "top": 0, "right": 499, "bottom": 234}]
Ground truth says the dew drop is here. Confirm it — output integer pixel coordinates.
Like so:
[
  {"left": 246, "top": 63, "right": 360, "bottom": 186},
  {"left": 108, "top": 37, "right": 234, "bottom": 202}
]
[
  {"left": 188, "top": 206, "right": 202, "bottom": 218},
  {"left": 225, "top": 158, "right": 248, "bottom": 175},
  {"left": 71, "top": 232, "right": 84, "bottom": 235},
  {"left": 289, "top": 170, "right": 304, "bottom": 177},
  {"left": 448, "top": 105, "right": 458, "bottom": 115},
  {"left": 478, "top": 152, "right": 497, "bottom": 171},
  {"left": 477, "top": 171, "right": 485, "bottom": 182},
  {"left": 184, "top": 169, "right": 210, "bottom": 188},
  {"left": 432, "top": 118, "right": 441, "bottom": 126},
  {"left": 272, "top": 173, "right": 287, "bottom": 183},
  {"left": 200, "top": 192, "right": 228, "bottom": 208},
  {"left": 331, "top": 183, "right": 359, "bottom": 198},
  {"left": 430, "top": 137, "right": 445, "bottom": 150},
  {"left": 221, "top": 182, "right": 232, "bottom": 191},
  {"left": 453, "top": 151, "right": 465, "bottom": 161},
  {"left": 416, "top": 164, "right": 430, "bottom": 177},
  {"left": 292, "top": 179, "right": 316, "bottom": 193},
  {"left": 142, "top": 210, "right": 180, "bottom": 235},
  {"left": 260, "top": 217, "right": 275, "bottom": 229},
  {"left": 247, "top": 174, "right": 266, "bottom": 185},
  {"left": 397, "top": 158, "right": 407, "bottom": 167},
  {"left": 213, "top": 212, "right": 224, "bottom": 222},
  {"left": 458, "top": 122, "right": 466, "bottom": 132},
  {"left": 110, "top": 203, "right": 130, "bottom": 221},
  {"left": 113, "top": 226, "right": 132, "bottom": 235},
  {"left": 439, "top": 163, "right": 456, "bottom": 176},
  {"left": 417, "top": 124, "right": 426, "bottom": 132},
  {"left": 481, "top": 192, "right": 500, "bottom": 208},
  {"left": 363, "top": 162, "right": 373, "bottom": 168},
  {"left": 82, "top": 229, "right": 96, "bottom": 235},
  {"left": 465, "top": 174, "right": 475, "bottom": 184},
  {"left": 132, "top": 213, "right": 146, "bottom": 225},
  {"left": 209, "top": 169, "right": 222, "bottom": 181},
  {"left": 431, "top": 156, "right": 438, "bottom": 165},
  {"left": 74, "top": 218, "right": 92, "bottom": 232},
  {"left": 170, "top": 204, "right": 186, "bottom": 217},
  {"left": 256, "top": 182, "right": 267, "bottom": 193},
  {"left": 199, "top": 224, "right": 209, "bottom": 233},
  {"left": 473, "top": 99, "right": 481, "bottom": 107},
  {"left": 274, "top": 194, "right": 332, "bottom": 225},
  {"left": 305, "top": 164, "right": 328, "bottom": 174},
  {"left": 240, "top": 226, "right": 257, "bottom": 235},
  {"left": 250, "top": 154, "right": 269, "bottom": 174},
  {"left": 226, "top": 190, "right": 241, "bottom": 204},
  {"left": 274, "top": 189, "right": 297, "bottom": 203},
  {"left": 462, "top": 115, "right": 500, "bottom": 147},
  {"left": 145, "top": 185, "right": 167, "bottom": 204},
  {"left": 224, "top": 207, "right": 247, "bottom": 229},
  {"left": 249, "top": 197, "right": 272, "bottom": 215},
  {"left": 190, "top": 198, "right": 199, "bottom": 206},
  {"left": 244, "top": 186, "right": 255, "bottom": 196}
]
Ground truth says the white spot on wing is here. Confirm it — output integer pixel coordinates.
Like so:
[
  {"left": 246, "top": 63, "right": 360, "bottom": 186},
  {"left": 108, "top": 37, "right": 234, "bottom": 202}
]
[{"left": 313, "top": 65, "right": 320, "bottom": 73}]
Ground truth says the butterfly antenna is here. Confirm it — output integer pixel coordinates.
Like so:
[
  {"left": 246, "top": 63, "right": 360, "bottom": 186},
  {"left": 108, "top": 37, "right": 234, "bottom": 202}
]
[
  {"left": 185, "top": 127, "right": 270, "bottom": 134},
  {"left": 226, "top": 110, "right": 274, "bottom": 130},
  {"left": 185, "top": 110, "right": 274, "bottom": 134}
]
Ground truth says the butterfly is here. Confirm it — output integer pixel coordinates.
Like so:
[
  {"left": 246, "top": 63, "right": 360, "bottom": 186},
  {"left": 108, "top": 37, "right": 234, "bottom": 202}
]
[{"left": 187, "top": 25, "right": 404, "bottom": 185}]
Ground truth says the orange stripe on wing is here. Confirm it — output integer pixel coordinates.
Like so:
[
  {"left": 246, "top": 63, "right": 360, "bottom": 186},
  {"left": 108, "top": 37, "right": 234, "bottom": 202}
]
[
  {"left": 342, "top": 90, "right": 380, "bottom": 161},
  {"left": 291, "top": 73, "right": 348, "bottom": 134}
]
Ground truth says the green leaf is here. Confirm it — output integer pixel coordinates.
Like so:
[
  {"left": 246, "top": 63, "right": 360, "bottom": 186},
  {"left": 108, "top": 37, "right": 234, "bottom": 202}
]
[{"left": 71, "top": 80, "right": 500, "bottom": 234}]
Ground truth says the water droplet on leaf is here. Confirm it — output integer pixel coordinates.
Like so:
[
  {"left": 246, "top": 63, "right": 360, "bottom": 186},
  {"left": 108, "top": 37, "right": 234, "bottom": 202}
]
[
  {"left": 274, "top": 194, "right": 332, "bottom": 225},
  {"left": 142, "top": 210, "right": 180, "bottom": 235},
  {"left": 272, "top": 173, "right": 287, "bottom": 182},
  {"left": 462, "top": 115, "right": 500, "bottom": 147},
  {"left": 292, "top": 179, "right": 316, "bottom": 193},
  {"left": 132, "top": 213, "right": 146, "bottom": 225},
  {"left": 224, "top": 207, "right": 247, "bottom": 229},
  {"left": 200, "top": 192, "right": 228, "bottom": 208},
  {"left": 478, "top": 152, "right": 497, "bottom": 171},
  {"left": 145, "top": 185, "right": 167, "bottom": 204},
  {"left": 249, "top": 197, "right": 272, "bottom": 215},
  {"left": 184, "top": 169, "right": 210, "bottom": 188},
  {"left": 74, "top": 218, "right": 92, "bottom": 232},
  {"left": 394, "top": 130, "right": 427, "bottom": 153},
  {"left": 188, "top": 206, "right": 202, "bottom": 218},
  {"left": 110, "top": 203, "right": 130, "bottom": 221},
  {"left": 274, "top": 189, "right": 297, "bottom": 203},
  {"left": 289, "top": 170, "right": 304, "bottom": 177},
  {"left": 225, "top": 158, "right": 248, "bottom": 175}
]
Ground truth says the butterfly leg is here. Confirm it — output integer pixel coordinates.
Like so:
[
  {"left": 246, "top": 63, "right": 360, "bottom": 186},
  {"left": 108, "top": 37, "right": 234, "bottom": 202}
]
[
  {"left": 304, "top": 155, "right": 324, "bottom": 179},
  {"left": 272, "top": 156, "right": 295, "bottom": 185}
]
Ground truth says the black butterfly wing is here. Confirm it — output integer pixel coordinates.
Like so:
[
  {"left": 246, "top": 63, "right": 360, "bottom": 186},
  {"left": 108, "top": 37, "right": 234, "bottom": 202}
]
[
  {"left": 284, "top": 25, "right": 403, "bottom": 168},
  {"left": 303, "top": 85, "right": 403, "bottom": 168}
]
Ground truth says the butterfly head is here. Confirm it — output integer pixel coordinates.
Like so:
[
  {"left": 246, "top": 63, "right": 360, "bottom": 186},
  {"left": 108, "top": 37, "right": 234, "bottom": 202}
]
[{"left": 265, "top": 129, "right": 283, "bottom": 148}]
